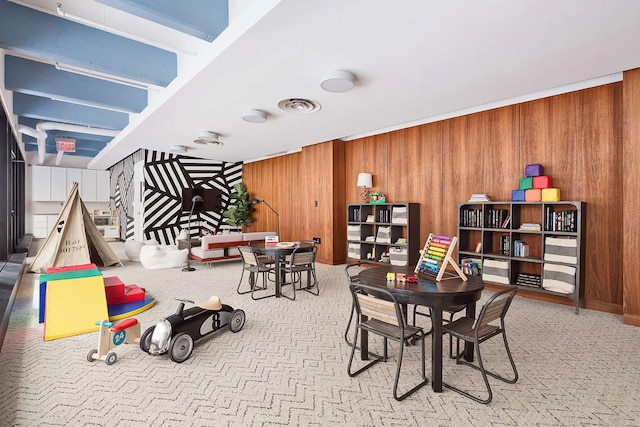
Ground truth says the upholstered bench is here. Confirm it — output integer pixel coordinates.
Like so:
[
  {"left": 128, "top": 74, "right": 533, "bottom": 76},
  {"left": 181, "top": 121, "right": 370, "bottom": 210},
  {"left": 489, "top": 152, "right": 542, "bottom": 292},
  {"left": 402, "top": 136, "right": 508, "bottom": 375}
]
[{"left": 190, "top": 231, "right": 276, "bottom": 263}]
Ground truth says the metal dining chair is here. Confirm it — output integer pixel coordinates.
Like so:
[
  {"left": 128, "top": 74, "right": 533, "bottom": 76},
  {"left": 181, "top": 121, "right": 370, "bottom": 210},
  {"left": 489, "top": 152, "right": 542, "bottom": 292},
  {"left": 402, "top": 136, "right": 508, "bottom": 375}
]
[
  {"left": 343, "top": 262, "right": 374, "bottom": 347},
  {"left": 347, "top": 282, "right": 429, "bottom": 401},
  {"left": 236, "top": 246, "right": 276, "bottom": 300},
  {"left": 282, "top": 245, "right": 319, "bottom": 298},
  {"left": 442, "top": 286, "right": 519, "bottom": 404}
]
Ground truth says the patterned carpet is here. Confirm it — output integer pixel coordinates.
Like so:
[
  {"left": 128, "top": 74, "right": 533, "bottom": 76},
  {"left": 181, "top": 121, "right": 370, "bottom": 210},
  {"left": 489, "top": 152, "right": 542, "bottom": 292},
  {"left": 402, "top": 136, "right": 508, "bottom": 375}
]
[{"left": 1, "top": 242, "right": 639, "bottom": 426}]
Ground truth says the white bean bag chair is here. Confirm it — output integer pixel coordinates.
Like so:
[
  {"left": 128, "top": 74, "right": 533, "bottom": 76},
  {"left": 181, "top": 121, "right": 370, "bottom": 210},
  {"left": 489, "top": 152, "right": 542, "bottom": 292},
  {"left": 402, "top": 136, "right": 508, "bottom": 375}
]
[
  {"left": 139, "top": 244, "right": 188, "bottom": 269},
  {"left": 124, "top": 239, "right": 159, "bottom": 262}
]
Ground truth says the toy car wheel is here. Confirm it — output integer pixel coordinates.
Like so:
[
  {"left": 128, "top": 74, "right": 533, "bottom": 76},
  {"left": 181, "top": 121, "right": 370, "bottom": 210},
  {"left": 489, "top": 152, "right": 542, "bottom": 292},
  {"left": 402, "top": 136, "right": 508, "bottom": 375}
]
[
  {"left": 169, "top": 332, "right": 193, "bottom": 363},
  {"left": 87, "top": 349, "right": 98, "bottom": 362},
  {"left": 139, "top": 325, "right": 155, "bottom": 353},
  {"left": 105, "top": 352, "right": 117, "bottom": 365},
  {"left": 228, "top": 309, "right": 246, "bottom": 333}
]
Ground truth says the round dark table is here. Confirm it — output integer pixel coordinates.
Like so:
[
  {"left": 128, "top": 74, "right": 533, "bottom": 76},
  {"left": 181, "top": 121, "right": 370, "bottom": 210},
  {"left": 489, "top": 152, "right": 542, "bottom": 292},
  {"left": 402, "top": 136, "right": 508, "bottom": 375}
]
[
  {"left": 249, "top": 241, "right": 315, "bottom": 298},
  {"left": 356, "top": 265, "right": 484, "bottom": 392}
]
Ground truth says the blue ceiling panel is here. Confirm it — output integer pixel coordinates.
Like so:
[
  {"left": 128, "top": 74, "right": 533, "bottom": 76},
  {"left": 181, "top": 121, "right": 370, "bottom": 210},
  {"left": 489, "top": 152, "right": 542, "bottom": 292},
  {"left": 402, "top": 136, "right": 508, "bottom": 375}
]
[
  {"left": 13, "top": 93, "right": 128, "bottom": 130},
  {"left": 95, "top": 0, "right": 229, "bottom": 42},
  {"left": 5, "top": 55, "right": 147, "bottom": 113},
  {"left": 0, "top": 1, "right": 177, "bottom": 86}
]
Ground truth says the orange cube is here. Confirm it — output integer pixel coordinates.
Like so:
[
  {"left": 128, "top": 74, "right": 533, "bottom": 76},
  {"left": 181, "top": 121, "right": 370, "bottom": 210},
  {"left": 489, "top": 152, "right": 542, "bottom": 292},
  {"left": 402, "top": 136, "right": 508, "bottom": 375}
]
[{"left": 525, "top": 189, "right": 542, "bottom": 202}]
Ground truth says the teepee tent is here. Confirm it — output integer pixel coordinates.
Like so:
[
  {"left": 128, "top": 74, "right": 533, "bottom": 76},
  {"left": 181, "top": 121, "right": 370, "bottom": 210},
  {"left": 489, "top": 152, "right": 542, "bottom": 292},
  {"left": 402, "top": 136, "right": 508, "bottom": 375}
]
[{"left": 29, "top": 182, "right": 120, "bottom": 273}]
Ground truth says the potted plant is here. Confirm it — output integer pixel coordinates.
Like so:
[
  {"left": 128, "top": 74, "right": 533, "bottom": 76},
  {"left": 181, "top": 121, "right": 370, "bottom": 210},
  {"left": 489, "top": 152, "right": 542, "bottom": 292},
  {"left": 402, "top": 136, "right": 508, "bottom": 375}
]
[{"left": 222, "top": 182, "right": 254, "bottom": 229}]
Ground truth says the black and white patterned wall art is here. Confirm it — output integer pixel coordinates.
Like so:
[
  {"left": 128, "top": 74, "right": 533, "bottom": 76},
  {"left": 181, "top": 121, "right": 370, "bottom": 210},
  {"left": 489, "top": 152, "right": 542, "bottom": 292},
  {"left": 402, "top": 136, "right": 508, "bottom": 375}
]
[{"left": 109, "top": 149, "right": 243, "bottom": 245}]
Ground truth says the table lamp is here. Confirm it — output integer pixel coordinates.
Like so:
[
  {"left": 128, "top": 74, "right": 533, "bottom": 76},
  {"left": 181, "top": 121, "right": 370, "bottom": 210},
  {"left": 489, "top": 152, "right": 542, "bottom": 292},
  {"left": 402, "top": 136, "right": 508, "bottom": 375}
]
[{"left": 357, "top": 173, "right": 373, "bottom": 203}]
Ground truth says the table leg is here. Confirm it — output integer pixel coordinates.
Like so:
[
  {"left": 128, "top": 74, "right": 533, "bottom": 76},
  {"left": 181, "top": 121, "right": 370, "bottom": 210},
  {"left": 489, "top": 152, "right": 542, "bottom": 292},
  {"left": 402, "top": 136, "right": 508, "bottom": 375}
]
[
  {"left": 431, "top": 302, "right": 444, "bottom": 392},
  {"left": 275, "top": 257, "right": 282, "bottom": 298},
  {"left": 463, "top": 302, "right": 477, "bottom": 362}
]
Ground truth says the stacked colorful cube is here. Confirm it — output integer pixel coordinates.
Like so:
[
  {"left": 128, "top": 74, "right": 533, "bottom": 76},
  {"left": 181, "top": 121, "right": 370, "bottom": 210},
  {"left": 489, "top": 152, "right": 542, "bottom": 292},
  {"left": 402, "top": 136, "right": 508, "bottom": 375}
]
[{"left": 512, "top": 164, "right": 561, "bottom": 202}]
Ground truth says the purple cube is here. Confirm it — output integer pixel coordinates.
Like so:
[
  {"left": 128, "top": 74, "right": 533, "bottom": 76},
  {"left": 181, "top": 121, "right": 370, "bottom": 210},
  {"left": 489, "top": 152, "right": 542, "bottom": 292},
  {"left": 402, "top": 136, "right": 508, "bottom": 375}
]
[{"left": 525, "top": 164, "right": 544, "bottom": 177}]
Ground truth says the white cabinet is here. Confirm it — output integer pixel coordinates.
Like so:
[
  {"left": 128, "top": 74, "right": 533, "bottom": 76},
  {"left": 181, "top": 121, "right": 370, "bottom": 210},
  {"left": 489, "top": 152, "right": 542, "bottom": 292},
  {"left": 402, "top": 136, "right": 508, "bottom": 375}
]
[
  {"left": 31, "top": 166, "right": 111, "bottom": 202},
  {"left": 50, "top": 167, "right": 68, "bottom": 201},
  {"left": 66, "top": 168, "right": 82, "bottom": 198},
  {"left": 31, "top": 166, "right": 51, "bottom": 201},
  {"left": 81, "top": 169, "right": 97, "bottom": 201},
  {"left": 96, "top": 170, "right": 110, "bottom": 202},
  {"left": 33, "top": 214, "right": 61, "bottom": 238}
]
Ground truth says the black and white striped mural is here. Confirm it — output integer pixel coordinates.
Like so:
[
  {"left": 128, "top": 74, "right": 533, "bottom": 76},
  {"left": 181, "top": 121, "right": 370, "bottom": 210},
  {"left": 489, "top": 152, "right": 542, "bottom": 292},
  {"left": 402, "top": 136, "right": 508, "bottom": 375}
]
[{"left": 109, "top": 149, "right": 242, "bottom": 245}]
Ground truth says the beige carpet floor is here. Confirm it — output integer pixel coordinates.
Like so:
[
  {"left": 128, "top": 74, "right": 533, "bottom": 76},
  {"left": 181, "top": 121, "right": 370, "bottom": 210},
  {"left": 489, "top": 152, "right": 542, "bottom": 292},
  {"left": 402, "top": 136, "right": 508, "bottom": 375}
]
[{"left": 1, "top": 242, "right": 639, "bottom": 426}]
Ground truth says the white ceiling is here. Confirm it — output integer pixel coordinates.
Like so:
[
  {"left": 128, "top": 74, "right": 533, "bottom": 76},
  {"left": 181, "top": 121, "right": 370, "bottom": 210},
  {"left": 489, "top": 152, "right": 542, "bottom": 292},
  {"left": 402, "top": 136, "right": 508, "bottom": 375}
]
[{"left": 7, "top": 0, "right": 640, "bottom": 169}]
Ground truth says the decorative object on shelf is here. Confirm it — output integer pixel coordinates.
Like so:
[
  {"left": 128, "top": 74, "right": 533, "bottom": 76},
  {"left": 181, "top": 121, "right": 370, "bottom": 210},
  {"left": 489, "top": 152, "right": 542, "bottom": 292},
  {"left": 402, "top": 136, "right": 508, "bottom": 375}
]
[
  {"left": 183, "top": 195, "right": 203, "bottom": 272},
  {"left": 468, "top": 193, "right": 491, "bottom": 202},
  {"left": 369, "top": 191, "right": 386, "bottom": 204},
  {"left": 356, "top": 173, "right": 373, "bottom": 203},
  {"left": 222, "top": 183, "right": 254, "bottom": 229},
  {"left": 415, "top": 233, "right": 466, "bottom": 281},
  {"left": 513, "top": 163, "right": 562, "bottom": 203},
  {"left": 482, "top": 259, "right": 510, "bottom": 285},
  {"left": 380, "top": 253, "right": 390, "bottom": 263},
  {"left": 251, "top": 198, "right": 280, "bottom": 238}
]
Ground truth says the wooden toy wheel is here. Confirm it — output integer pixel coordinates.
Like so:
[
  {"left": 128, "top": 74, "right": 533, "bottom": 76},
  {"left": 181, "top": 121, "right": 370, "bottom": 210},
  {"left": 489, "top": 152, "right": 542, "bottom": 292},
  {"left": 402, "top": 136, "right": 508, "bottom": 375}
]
[
  {"left": 139, "top": 325, "right": 155, "bottom": 353},
  {"left": 87, "top": 349, "right": 98, "bottom": 362},
  {"left": 228, "top": 309, "right": 246, "bottom": 333},
  {"left": 105, "top": 352, "right": 117, "bottom": 365},
  {"left": 169, "top": 333, "right": 193, "bottom": 363}
]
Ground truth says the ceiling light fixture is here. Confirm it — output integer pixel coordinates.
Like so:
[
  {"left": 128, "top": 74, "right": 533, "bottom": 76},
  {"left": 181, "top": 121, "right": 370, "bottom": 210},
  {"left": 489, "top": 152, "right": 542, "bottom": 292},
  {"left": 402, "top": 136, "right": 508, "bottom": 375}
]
[
  {"left": 171, "top": 145, "right": 188, "bottom": 153},
  {"left": 242, "top": 109, "right": 267, "bottom": 123},
  {"left": 320, "top": 70, "right": 355, "bottom": 93},
  {"left": 193, "top": 131, "right": 223, "bottom": 145}
]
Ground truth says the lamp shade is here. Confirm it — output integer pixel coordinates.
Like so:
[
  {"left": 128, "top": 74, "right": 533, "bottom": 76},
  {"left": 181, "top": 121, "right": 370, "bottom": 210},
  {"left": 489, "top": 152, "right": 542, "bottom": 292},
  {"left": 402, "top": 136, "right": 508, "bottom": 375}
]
[{"left": 357, "top": 173, "right": 373, "bottom": 188}]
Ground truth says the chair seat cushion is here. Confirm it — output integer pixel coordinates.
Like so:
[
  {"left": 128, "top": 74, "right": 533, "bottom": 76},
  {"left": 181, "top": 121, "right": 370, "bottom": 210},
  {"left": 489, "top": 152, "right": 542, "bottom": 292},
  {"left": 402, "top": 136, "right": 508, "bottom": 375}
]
[{"left": 443, "top": 317, "right": 500, "bottom": 341}]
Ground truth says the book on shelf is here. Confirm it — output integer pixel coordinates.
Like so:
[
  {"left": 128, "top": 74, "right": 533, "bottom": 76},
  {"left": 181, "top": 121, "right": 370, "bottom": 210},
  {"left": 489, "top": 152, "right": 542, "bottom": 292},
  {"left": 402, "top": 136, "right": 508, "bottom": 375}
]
[
  {"left": 468, "top": 193, "right": 491, "bottom": 202},
  {"left": 365, "top": 214, "right": 375, "bottom": 223},
  {"left": 519, "top": 223, "right": 541, "bottom": 231}
]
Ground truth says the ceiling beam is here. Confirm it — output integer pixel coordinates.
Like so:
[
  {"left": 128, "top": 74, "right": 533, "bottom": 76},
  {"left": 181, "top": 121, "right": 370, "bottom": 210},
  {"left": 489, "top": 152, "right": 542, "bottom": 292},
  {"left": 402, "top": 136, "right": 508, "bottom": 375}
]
[
  {"left": 95, "top": 0, "right": 229, "bottom": 42},
  {"left": 13, "top": 93, "right": 128, "bottom": 130},
  {"left": 0, "top": 1, "right": 177, "bottom": 87},
  {"left": 5, "top": 55, "right": 147, "bottom": 113}
]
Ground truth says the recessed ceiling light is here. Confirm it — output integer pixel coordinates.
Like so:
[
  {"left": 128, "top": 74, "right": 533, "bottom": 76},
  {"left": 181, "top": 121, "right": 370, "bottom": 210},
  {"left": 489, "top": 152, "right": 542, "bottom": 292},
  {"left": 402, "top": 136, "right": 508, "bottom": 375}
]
[
  {"left": 242, "top": 109, "right": 267, "bottom": 123},
  {"left": 277, "top": 98, "right": 321, "bottom": 113},
  {"left": 171, "top": 145, "right": 188, "bottom": 153},
  {"left": 320, "top": 70, "right": 355, "bottom": 93},
  {"left": 193, "top": 131, "right": 223, "bottom": 145}
]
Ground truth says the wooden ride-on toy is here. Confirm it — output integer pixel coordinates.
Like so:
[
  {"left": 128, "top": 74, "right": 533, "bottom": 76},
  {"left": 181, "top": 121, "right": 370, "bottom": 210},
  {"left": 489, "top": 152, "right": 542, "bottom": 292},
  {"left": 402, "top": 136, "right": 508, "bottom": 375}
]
[{"left": 87, "top": 318, "right": 141, "bottom": 365}]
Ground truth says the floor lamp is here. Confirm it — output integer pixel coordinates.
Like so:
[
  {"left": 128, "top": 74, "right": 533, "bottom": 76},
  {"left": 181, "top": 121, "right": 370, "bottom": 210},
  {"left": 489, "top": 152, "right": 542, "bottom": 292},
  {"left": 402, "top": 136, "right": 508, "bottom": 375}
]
[
  {"left": 251, "top": 198, "right": 280, "bottom": 238},
  {"left": 182, "top": 194, "right": 203, "bottom": 272}
]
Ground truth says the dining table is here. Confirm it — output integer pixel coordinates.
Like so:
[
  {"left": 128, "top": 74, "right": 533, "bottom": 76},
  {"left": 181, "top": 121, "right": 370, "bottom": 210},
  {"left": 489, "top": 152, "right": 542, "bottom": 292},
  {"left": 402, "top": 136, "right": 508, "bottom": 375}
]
[
  {"left": 355, "top": 265, "right": 484, "bottom": 392},
  {"left": 248, "top": 240, "right": 315, "bottom": 298}
]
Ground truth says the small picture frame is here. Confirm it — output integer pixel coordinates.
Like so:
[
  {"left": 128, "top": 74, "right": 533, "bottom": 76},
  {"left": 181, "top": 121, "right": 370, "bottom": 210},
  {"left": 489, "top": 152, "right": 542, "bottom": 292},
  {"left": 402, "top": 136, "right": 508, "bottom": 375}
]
[{"left": 265, "top": 235, "right": 279, "bottom": 244}]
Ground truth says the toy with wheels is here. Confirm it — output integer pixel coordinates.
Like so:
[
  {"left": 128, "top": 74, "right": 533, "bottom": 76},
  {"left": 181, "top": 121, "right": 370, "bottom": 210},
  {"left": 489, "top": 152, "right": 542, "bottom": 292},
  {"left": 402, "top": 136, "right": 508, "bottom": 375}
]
[
  {"left": 87, "top": 317, "right": 141, "bottom": 365},
  {"left": 139, "top": 296, "right": 245, "bottom": 363}
]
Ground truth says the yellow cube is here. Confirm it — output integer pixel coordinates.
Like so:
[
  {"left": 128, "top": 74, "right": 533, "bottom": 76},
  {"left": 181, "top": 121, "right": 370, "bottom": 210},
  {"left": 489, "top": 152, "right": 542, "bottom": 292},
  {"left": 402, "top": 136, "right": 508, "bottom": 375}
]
[{"left": 541, "top": 188, "right": 561, "bottom": 201}]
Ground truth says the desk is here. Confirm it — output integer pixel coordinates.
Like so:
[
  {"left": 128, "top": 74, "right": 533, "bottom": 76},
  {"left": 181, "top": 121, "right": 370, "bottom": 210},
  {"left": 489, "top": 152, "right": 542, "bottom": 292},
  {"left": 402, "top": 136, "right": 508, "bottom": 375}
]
[
  {"left": 249, "top": 241, "right": 315, "bottom": 298},
  {"left": 356, "top": 265, "right": 484, "bottom": 392}
]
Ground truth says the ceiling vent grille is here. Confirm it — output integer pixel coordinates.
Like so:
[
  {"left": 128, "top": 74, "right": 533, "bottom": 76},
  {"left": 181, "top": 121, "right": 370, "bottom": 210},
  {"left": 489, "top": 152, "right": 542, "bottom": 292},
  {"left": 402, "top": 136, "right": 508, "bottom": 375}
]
[
  {"left": 193, "top": 131, "right": 223, "bottom": 145},
  {"left": 277, "top": 98, "right": 321, "bottom": 113}
]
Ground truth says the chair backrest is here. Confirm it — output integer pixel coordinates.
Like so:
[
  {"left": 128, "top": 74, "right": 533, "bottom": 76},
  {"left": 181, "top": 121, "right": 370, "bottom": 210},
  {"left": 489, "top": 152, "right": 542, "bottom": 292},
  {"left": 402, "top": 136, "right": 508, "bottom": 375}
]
[
  {"left": 290, "top": 246, "right": 316, "bottom": 267},
  {"left": 349, "top": 282, "right": 404, "bottom": 328},
  {"left": 344, "top": 262, "right": 374, "bottom": 284},
  {"left": 475, "top": 286, "right": 518, "bottom": 329},
  {"left": 238, "top": 246, "right": 260, "bottom": 267}
]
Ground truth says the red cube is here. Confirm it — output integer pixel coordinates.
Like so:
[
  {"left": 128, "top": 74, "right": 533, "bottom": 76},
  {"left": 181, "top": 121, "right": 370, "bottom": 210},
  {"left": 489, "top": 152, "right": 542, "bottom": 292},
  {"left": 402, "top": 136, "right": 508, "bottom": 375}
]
[{"left": 533, "top": 176, "right": 552, "bottom": 189}]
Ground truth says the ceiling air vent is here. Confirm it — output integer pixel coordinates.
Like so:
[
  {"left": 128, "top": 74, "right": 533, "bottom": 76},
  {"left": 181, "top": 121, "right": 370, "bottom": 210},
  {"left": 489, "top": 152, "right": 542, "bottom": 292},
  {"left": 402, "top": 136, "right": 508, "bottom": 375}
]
[
  {"left": 193, "top": 131, "right": 223, "bottom": 145},
  {"left": 277, "top": 98, "right": 321, "bottom": 113}
]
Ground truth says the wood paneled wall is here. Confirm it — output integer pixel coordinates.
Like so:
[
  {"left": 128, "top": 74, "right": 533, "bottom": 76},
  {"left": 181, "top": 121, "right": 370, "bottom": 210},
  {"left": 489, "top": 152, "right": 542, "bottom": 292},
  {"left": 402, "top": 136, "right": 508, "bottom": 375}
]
[
  {"left": 244, "top": 76, "right": 640, "bottom": 319},
  {"left": 623, "top": 68, "right": 640, "bottom": 326}
]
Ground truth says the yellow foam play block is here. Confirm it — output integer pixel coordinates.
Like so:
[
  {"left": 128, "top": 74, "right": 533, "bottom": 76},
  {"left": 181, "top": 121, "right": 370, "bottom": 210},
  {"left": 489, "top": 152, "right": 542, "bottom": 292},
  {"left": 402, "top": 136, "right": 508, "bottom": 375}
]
[
  {"left": 541, "top": 188, "right": 561, "bottom": 201},
  {"left": 44, "top": 275, "right": 108, "bottom": 341},
  {"left": 525, "top": 189, "right": 542, "bottom": 202}
]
